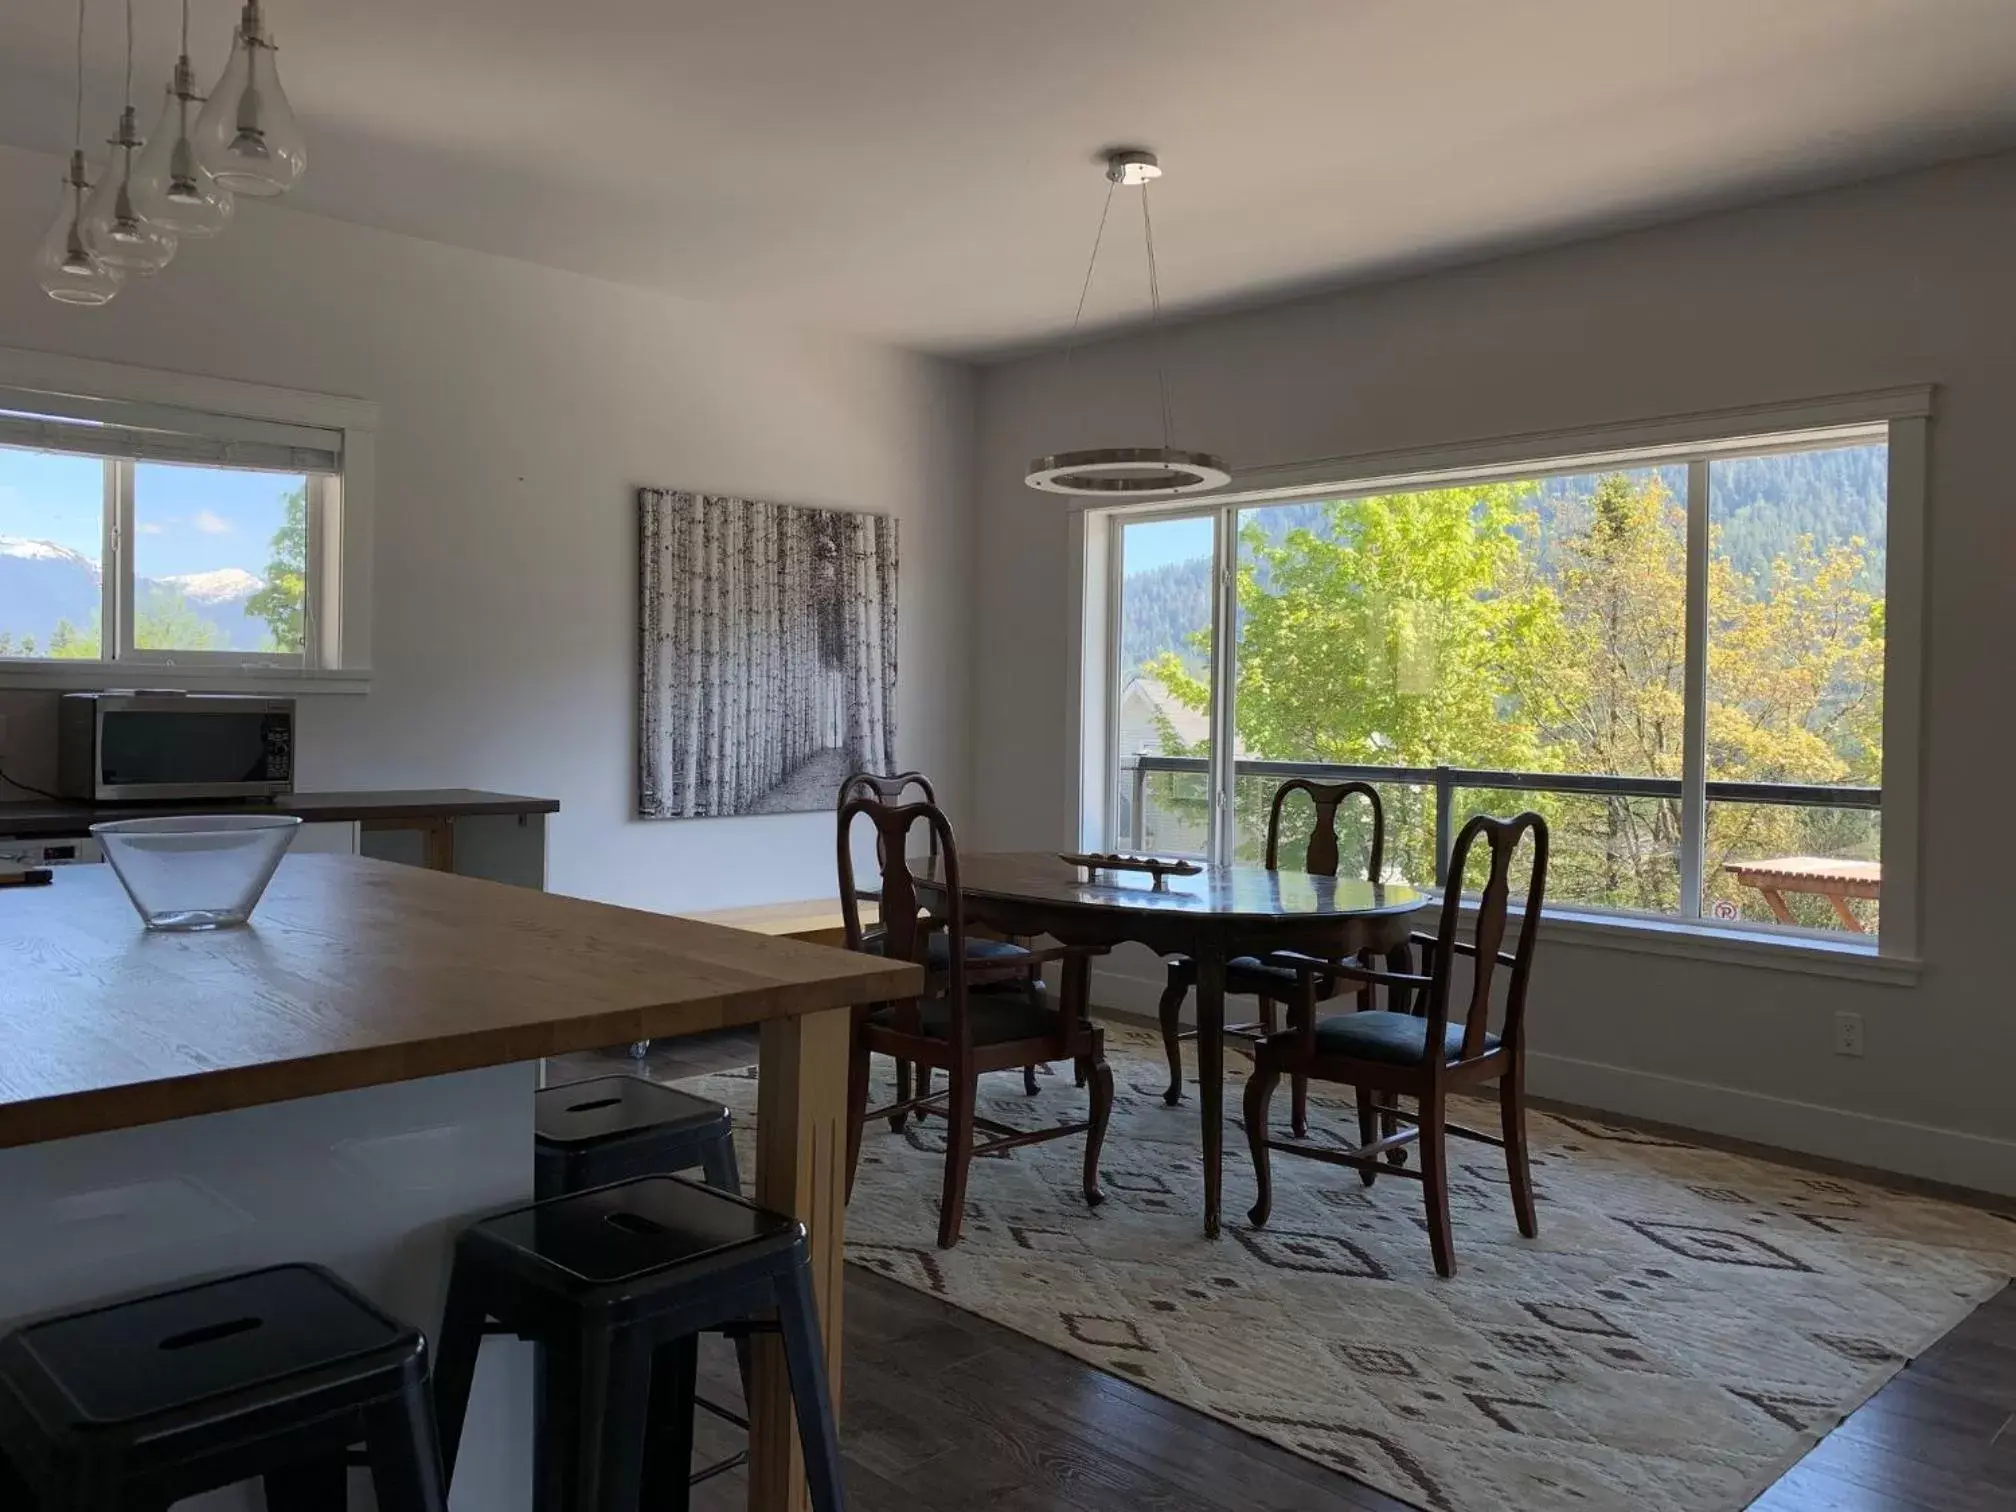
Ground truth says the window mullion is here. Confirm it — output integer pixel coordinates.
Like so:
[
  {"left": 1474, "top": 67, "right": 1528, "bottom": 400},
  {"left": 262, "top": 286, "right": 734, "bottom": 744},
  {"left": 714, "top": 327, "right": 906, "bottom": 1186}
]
[
  {"left": 1209, "top": 504, "right": 1239, "bottom": 863},
  {"left": 1678, "top": 458, "right": 1710, "bottom": 918}
]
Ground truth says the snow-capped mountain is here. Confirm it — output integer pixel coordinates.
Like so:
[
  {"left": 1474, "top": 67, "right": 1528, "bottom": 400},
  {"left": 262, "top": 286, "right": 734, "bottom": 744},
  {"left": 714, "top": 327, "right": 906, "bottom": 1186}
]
[{"left": 0, "top": 537, "right": 271, "bottom": 652}]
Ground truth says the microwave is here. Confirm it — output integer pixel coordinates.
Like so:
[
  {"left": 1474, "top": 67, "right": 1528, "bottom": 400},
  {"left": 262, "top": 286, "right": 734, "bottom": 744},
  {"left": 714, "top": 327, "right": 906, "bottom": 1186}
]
[{"left": 57, "top": 693, "right": 296, "bottom": 803}]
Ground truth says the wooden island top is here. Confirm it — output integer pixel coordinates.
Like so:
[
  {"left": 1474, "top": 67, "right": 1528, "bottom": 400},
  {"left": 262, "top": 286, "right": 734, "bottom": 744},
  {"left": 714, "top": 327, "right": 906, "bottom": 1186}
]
[{"left": 0, "top": 853, "right": 917, "bottom": 1149}]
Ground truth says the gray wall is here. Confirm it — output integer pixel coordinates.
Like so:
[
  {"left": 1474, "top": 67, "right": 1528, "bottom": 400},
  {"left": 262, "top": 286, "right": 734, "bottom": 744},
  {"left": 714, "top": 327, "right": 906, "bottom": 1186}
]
[
  {"left": 0, "top": 144, "right": 974, "bottom": 913},
  {"left": 973, "top": 151, "right": 2016, "bottom": 1192}
]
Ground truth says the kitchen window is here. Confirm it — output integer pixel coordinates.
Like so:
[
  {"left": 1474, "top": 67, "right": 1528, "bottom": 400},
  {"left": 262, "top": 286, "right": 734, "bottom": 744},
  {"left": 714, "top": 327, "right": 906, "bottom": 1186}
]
[
  {"left": 0, "top": 348, "right": 375, "bottom": 691},
  {"left": 1075, "top": 390, "right": 1928, "bottom": 970}
]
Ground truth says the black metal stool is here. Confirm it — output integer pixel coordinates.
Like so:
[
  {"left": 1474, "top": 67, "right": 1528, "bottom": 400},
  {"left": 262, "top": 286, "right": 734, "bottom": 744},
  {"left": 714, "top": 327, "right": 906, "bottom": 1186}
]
[
  {"left": 432, "top": 1175, "right": 844, "bottom": 1512},
  {"left": 535, "top": 1075, "right": 740, "bottom": 1200},
  {"left": 0, "top": 1263, "right": 446, "bottom": 1511}
]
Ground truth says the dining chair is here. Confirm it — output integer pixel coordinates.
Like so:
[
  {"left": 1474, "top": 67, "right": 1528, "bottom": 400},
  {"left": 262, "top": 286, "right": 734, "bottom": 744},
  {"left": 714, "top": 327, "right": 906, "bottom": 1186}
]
[
  {"left": 838, "top": 769, "right": 1049, "bottom": 1116},
  {"left": 837, "top": 792, "right": 1115, "bottom": 1249},
  {"left": 1157, "top": 778, "right": 1388, "bottom": 1137},
  {"left": 1242, "top": 811, "right": 1549, "bottom": 1278}
]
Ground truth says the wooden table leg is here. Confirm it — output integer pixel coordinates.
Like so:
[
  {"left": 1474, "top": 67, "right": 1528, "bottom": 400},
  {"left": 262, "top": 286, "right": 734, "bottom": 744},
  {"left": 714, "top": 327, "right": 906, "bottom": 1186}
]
[
  {"left": 1195, "top": 952, "right": 1226, "bottom": 1239},
  {"left": 749, "top": 1006, "right": 851, "bottom": 1512}
]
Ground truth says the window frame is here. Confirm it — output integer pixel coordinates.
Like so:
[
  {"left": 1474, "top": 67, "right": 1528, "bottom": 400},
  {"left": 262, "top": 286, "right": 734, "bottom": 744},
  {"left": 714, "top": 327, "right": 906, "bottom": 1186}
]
[
  {"left": 1073, "top": 386, "right": 1930, "bottom": 976},
  {"left": 0, "top": 346, "right": 375, "bottom": 696}
]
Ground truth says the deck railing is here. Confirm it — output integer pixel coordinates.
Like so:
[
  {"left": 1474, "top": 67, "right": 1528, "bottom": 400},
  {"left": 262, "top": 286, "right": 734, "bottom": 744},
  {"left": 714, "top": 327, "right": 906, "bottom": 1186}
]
[{"left": 1123, "top": 754, "right": 1879, "bottom": 886}]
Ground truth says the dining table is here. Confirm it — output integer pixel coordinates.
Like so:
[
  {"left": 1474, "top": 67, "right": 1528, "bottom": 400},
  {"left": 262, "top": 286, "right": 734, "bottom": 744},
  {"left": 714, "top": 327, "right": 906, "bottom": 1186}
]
[{"left": 908, "top": 851, "right": 1427, "bottom": 1237}]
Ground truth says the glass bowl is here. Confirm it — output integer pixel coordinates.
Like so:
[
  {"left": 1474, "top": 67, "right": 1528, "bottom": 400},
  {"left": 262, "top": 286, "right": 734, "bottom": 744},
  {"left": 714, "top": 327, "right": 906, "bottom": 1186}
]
[{"left": 90, "top": 814, "right": 303, "bottom": 931}]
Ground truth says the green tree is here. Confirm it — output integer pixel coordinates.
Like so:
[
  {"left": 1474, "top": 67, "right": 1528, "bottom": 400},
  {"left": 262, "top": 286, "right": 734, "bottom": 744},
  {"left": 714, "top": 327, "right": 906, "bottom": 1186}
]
[
  {"left": 246, "top": 487, "right": 308, "bottom": 654},
  {"left": 135, "top": 593, "right": 223, "bottom": 652}
]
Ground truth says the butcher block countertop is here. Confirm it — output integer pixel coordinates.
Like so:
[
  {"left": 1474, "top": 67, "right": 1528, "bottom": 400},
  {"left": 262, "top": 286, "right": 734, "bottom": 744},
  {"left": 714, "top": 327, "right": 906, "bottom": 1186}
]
[{"left": 0, "top": 854, "right": 916, "bottom": 1149}]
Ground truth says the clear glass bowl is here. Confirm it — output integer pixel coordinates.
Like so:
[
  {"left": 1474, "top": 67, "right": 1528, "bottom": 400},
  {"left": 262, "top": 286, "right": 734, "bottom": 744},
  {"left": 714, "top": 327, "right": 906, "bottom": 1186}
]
[{"left": 90, "top": 814, "right": 303, "bottom": 931}]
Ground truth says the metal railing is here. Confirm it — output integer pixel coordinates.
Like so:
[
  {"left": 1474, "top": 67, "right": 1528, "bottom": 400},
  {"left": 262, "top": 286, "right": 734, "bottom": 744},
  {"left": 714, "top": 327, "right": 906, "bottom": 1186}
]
[{"left": 1124, "top": 754, "right": 1879, "bottom": 884}]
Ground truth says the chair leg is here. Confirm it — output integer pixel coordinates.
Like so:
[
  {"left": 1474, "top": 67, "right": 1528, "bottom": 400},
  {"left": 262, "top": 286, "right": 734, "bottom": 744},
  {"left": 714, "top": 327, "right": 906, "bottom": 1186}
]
[
  {"left": 640, "top": 1334, "right": 697, "bottom": 1509},
  {"left": 890, "top": 1058, "right": 912, "bottom": 1132},
  {"left": 937, "top": 1072, "right": 977, "bottom": 1248},
  {"left": 1257, "top": 995, "right": 1278, "bottom": 1035},
  {"left": 1244, "top": 1061, "right": 1280, "bottom": 1227},
  {"left": 1502, "top": 1058, "right": 1538, "bottom": 1239},
  {"left": 568, "top": 1326, "right": 654, "bottom": 1512},
  {"left": 845, "top": 1036, "right": 872, "bottom": 1204},
  {"left": 1157, "top": 974, "right": 1188, "bottom": 1105},
  {"left": 776, "top": 1256, "right": 849, "bottom": 1512},
  {"left": 363, "top": 1382, "right": 450, "bottom": 1512},
  {"left": 430, "top": 1264, "right": 488, "bottom": 1490},
  {"left": 1290, "top": 984, "right": 1313, "bottom": 1139},
  {"left": 1024, "top": 1063, "right": 1041, "bottom": 1096},
  {"left": 1354, "top": 1086, "right": 1380, "bottom": 1187},
  {"left": 1081, "top": 1043, "right": 1114, "bottom": 1209},
  {"left": 701, "top": 1128, "right": 741, "bottom": 1196},
  {"left": 1419, "top": 1094, "right": 1455, "bottom": 1278}
]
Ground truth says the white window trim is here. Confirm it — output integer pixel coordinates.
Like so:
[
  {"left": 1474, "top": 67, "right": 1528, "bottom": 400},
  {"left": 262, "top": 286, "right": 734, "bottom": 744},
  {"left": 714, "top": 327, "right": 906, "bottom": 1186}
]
[
  {"left": 0, "top": 345, "right": 375, "bottom": 696},
  {"left": 1072, "top": 384, "right": 1932, "bottom": 978}
]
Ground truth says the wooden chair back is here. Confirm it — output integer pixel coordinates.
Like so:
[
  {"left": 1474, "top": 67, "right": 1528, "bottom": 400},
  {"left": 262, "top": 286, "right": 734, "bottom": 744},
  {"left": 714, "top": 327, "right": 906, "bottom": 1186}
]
[
  {"left": 839, "top": 769, "right": 941, "bottom": 868},
  {"left": 1264, "top": 778, "right": 1385, "bottom": 881},
  {"left": 1420, "top": 812, "right": 1549, "bottom": 1061},
  {"left": 836, "top": 793, "right": 969, "bottom": 1037}
]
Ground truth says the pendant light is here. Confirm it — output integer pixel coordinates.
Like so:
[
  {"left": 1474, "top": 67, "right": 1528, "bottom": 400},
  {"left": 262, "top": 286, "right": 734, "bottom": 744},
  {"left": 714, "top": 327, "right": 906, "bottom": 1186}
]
[
  {"left": 34, "top": 0, "right": 123, "bottom": 306},
  {"left": 1025, "top": 150, "right": 1228, "bottom": 498},
  {"left": 192, "top": 0, "right": 306, "bottom": 198},
  {"left": 132, "top": 0, "right": 233, "bottom": 238},
  {"left": 81, "top": 0, "right": 178, "bottom": 276}
]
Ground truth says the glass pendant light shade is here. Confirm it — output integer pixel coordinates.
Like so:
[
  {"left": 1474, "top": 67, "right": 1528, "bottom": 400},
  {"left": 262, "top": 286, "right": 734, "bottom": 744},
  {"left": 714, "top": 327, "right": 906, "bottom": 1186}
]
[
  {"left": 193, "top": 2, "right": 305, "bottom": 197},
  {"left": 36, "top": 153, "right": 124, "bottom": 306},
  {"left": 134, "top": 63, "right": 232, "bottom": 237},
  {"left": 81, "top": 107, "right": 178, "bottom": 274}
]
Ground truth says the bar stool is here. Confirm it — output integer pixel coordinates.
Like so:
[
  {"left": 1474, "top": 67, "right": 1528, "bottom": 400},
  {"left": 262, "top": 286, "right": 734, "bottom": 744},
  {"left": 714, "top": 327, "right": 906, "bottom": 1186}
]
[
  {"left": 0, "top": 1263, "right": 446, "bottom": 1511},
  {"left": 535, "top": 1075, "right": 740, "bottom": 1200},
  {"left": 432, "top": 1175, "right": 844, "bottom": 1512}
]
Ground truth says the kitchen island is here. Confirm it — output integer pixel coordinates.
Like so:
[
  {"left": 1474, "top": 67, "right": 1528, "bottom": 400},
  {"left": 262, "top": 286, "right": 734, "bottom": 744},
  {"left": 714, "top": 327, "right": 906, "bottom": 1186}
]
[{"left": 0, "top": 854, "right": 916, "bottom": 1510}]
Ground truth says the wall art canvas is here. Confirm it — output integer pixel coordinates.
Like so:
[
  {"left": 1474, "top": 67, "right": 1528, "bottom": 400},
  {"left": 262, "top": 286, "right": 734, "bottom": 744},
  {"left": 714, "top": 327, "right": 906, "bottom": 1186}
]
[{"left": 638, "top": 488, "right": 898, "bottom": 818}]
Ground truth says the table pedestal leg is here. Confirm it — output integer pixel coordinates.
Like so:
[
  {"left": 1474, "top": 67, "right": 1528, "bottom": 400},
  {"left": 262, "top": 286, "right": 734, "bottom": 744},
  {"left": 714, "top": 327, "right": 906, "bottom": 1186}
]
[
  {"left": 750, "top": 1007, "right": 851, "bottom": 1512},
  {"left": 1195, "top": 952, "right": 1226, "bottom": 1239}
]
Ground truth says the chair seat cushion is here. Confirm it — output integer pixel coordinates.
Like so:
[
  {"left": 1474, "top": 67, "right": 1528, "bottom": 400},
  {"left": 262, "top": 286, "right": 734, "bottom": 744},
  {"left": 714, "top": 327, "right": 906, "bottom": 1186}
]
[
  {"left": 869, "top": 985, "right": 1058, "bottom": 1046},
  {"left": 1313, "top": 1010, "right": 1499, "bottom": 1066},
  {"left": 864, "top": 931, "right": 1034, "bottom": 991}
]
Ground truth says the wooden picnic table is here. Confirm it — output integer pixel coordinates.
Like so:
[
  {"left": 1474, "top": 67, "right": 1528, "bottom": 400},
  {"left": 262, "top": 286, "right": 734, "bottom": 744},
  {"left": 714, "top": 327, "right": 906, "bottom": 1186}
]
[{"left": 1722, "top": 856, "right": 1881, "bottom": 932}]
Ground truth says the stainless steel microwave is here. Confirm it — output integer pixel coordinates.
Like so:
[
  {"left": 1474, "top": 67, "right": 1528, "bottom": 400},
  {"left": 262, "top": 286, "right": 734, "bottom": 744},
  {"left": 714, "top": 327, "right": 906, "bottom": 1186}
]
[{"left": 57, "top": 692, "right": 296, "bottom": 802}]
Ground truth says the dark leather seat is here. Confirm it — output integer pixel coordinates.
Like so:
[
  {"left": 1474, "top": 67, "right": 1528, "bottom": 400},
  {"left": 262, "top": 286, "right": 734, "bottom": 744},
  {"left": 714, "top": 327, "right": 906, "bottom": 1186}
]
[
  {"left": 1313, "top": 1009, "right": 1500, "bottom": 1066},
  {"left": 869, "top": 984, "right": 1058, "bottom": 1046}
]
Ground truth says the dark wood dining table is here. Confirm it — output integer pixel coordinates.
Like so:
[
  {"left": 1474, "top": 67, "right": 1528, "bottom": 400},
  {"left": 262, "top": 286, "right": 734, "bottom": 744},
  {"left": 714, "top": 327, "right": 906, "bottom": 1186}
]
[{"left": 908, "top": 851, "right": 1428, "bottom": 1237}]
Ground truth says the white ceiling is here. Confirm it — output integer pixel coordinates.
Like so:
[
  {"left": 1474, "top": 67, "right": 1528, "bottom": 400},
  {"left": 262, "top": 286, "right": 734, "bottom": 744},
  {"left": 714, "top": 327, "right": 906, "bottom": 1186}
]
[{"left": 5, "top": 0, "right": 2016, "bottom": 355}]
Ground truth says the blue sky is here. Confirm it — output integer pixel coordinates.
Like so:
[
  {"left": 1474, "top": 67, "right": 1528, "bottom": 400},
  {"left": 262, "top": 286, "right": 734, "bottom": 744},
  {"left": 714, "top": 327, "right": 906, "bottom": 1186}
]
[
  {"left": 1122, "top": 514, "right": 1213, "bottom": 575},
  {"left": 0, "top": 446, "right": 299, "bottom": 579}
]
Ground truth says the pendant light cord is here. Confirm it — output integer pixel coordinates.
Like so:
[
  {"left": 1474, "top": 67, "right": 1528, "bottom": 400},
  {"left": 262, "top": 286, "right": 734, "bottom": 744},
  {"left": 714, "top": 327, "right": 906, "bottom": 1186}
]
[
  {"left": 1140, "top": 180, "right": 1176, "bottom": 456},
  {"left": 123, "top": 0, "right": 134, "bottom": 109},
  {"left": 1059, "top": 177, "right": 1118, "bottom": 389},
  {"left": 71, "top": 0, "right": 86, "bottom": 149},
  {"left": 181, "top": 0, "right": 190, "bottom": 55}
]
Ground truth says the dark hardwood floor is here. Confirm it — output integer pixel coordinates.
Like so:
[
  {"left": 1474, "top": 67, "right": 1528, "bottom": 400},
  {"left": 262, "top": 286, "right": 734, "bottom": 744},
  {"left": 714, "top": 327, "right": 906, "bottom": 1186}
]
[{"left": 553, "top": 1032, "right": 2016, "bottom": 1512}]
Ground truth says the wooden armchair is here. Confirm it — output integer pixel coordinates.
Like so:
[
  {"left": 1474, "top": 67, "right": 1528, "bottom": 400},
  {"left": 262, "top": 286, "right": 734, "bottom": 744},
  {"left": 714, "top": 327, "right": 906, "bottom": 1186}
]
[
  {"left": 839, "top": 769, "right": 1047, "bottom": 1114},
  {"left": 1243, "top": 811, "right": 1549, "bottom": 1278},
  {"left": 1158, "top": 778, "right": 1392, "bottom": 1136},
  {"left": 838, "top": 793, "right": 1115, "bottom": 1249}
]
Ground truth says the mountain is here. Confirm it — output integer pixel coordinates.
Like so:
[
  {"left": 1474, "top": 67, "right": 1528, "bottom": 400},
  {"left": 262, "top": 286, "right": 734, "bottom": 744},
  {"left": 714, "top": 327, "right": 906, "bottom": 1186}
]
[{"left": 0, "top": 537, "right": 273, "bottom": 654}]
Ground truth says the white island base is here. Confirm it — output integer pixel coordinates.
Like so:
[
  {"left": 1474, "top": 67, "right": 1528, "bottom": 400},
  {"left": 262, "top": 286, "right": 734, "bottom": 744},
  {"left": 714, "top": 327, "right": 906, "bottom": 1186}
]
[{"left": 0, "top": 1065, "right": 538, "bottom": 1510}]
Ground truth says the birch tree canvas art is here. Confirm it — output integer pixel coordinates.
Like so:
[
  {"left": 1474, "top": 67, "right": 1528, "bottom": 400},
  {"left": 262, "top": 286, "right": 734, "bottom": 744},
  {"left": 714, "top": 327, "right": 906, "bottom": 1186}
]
[{"left": 638, "top": 489, "right": 898, "bottom": 818}]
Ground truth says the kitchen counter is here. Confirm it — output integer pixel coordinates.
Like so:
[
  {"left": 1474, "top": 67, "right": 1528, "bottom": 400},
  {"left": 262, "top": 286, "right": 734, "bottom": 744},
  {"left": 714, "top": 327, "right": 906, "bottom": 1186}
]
[
  {"left": 0, "top": 787, "right": 558, "bottom": 837},
  {"left": 0, "top": 853, "right": 912, "bottom": 1511}
]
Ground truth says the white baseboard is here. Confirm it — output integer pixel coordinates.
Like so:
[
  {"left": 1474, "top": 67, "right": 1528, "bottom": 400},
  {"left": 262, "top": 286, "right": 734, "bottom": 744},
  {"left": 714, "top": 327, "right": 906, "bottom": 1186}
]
[{"left": 1090, "top": 964, "right": 2016, "bottom": 1201}]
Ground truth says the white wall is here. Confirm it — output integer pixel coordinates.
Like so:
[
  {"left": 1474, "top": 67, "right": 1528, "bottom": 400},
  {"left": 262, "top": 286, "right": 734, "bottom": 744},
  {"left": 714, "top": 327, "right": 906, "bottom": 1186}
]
[
  {"left": 0, "top": 145, "right": 973, "bottom": 913},
  {"left": 973, "top": 151, "right": 2016, "bottom": 1193}
]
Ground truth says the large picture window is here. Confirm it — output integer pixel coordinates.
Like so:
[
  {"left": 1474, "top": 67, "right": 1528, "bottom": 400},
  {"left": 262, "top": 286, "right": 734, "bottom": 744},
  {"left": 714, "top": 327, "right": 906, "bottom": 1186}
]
[{"left": 1091, "top": 408, "right": 1918, "bottom": 955}]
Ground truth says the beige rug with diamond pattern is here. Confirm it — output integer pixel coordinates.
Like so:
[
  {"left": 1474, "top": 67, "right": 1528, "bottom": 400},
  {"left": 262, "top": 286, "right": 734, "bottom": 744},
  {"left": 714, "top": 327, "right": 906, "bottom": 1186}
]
[{"left": 676, "top": 1026, "right": 2016, "bottom": 1512}]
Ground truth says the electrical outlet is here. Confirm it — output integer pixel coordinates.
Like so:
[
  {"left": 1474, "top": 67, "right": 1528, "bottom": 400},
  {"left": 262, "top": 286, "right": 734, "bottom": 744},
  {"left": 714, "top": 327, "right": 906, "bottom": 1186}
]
[{"left": 1833, "top": 1010, "right": 1865, "bottom": 1057}]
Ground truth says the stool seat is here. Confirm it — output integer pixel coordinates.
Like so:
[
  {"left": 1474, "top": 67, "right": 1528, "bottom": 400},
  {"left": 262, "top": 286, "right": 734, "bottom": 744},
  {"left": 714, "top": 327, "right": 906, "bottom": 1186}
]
[
  {"left": 0, "top": 1263, "right": 446, "bottom": 1512},
  {"left": 535, "top": 1075, "right": 740, "bottom": 1203},
  {"left": 473, "top": 1174, "right": 799, "bottom": 1291}
]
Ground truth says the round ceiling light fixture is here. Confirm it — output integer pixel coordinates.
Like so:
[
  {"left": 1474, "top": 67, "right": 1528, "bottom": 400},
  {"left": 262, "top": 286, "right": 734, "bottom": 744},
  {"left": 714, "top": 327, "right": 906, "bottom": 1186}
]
[{"left": 1024, "top": 149, "right": 1228, "bottom": 499}]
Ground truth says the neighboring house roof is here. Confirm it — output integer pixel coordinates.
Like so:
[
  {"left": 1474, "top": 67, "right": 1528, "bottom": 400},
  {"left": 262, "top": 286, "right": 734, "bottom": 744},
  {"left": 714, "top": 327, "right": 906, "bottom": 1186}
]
[{"left": 1118, "top": 674, "right": 1212, "bottom": 749}]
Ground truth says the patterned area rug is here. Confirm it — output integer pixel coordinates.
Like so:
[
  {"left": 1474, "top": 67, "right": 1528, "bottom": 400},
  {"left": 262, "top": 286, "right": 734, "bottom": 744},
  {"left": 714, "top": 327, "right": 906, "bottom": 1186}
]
[{"left": 676, "top": 1026, "right": 2016, "bottom": 1512}]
